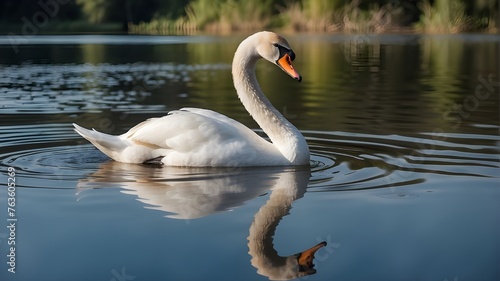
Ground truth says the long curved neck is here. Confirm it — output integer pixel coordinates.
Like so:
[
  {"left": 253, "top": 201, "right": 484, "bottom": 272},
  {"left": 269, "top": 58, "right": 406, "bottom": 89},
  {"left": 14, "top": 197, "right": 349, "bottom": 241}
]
[
  {"left": 248, "top": 185, "right": 294, "bottom": 277},
  {"left": 247, "top": 170, "right": 310, "bottom": 280},
  {"left": 232, "top": 39, "right": 309, "bottom": 165}
]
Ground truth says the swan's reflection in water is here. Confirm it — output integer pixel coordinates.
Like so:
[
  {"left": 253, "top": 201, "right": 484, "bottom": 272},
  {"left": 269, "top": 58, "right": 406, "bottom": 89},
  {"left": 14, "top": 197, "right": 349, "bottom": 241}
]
[
  {"left": 248, "top": 169, "right": 326, "bottom": 280},
  {"left": 78, "top": 162, "right": 327, "bottom": 280}
]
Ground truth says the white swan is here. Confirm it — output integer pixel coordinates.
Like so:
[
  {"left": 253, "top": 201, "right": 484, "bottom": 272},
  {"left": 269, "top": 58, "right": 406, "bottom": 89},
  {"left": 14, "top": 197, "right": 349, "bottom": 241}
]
[{"left": 73, "top": 31, "right": 309, "bottom": 167}]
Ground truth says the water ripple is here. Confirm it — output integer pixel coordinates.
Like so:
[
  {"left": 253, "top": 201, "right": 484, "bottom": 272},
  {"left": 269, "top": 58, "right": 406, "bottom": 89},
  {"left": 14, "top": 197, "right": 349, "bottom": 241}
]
[
  {"left": 0, "top": 63, "right": 230, "bottom": 114},
  {"left": 305, "top": 130, "right": 499, "bottom": 192},
  {"left": 1, "top": 124, "right": 497, "bottom": 192}
]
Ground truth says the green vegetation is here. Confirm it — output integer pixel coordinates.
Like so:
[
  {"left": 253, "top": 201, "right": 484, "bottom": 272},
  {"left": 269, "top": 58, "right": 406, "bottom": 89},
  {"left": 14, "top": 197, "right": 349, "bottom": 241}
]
[
  {"left": 415, "top": 0, "right": 478, "bottom": 33},
  {"left": 0, "top": 0, "right": 498, "bottom": 34},
  {"left": 130, "top": 0, "right": 273, "bottom": 34},
  {"left": 129, "top": 0, "right": 500, "bottom": 34}
]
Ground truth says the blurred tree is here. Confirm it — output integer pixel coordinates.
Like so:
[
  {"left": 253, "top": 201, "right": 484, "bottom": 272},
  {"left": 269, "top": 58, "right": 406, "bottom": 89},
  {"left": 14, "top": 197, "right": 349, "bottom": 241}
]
[
  {"left": 75, "top": 0, "right": 164, "bottom": 24},
  {"left": 156, "top": 0, "right": 190, "bottom": 19},
  {"left": 76, "top": 0, "right": 109, "bottom": 23},
  {"left": 0, "top": 0, "right": 81, "bottom": 22},
  {"left": 469, "top": 0, "right": 499, "bottom": 28}
]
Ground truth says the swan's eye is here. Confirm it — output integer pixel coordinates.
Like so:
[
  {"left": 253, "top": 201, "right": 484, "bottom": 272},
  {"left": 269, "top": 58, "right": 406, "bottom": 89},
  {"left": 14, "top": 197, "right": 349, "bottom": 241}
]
[{"left": 275, "top": 44, "right": 295, "bottom": 61}]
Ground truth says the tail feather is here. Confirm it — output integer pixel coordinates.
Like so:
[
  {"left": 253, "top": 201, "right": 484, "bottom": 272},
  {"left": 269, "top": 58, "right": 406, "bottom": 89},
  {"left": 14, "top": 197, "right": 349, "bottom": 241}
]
[{"left": 73, "top": 123, "right": 127, "bottom": 160}]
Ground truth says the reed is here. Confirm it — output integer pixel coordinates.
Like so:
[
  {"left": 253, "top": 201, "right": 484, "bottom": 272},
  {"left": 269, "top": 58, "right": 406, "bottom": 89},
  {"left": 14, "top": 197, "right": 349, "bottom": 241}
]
[
  {"left": 280, "top": 0, "right": 399, "bottom": 33},
  {"left": 128, "top": 18, "right": 198, "bottom": 35},
  {"left": 341, "top": 0, "right": 399, "bottom": 33},
  {"left": 183, "top": 0, "right": 272, "bottom": 33},
  {"left": 213, "top": 0, "right": 272, "bottom": 32},
  {"left": 415, "top": 0, "right": 477, "bottom": 33},
  {"left": 184, "top": 0, "right": 220, "bottom": 29},
  {"left": 127, "top": 0, "right": 496, "bottom": 35},
  {"left": 279, "top": 0, "right": 338, "bottom": 32}
]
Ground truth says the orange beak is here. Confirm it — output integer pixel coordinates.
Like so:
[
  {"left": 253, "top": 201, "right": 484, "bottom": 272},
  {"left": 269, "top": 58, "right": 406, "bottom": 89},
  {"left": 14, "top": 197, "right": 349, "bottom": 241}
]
[
  {"left": 277, "top": 53, "right": 302, "bottom": 82},
  {"left": 297, "top": 241, "right": 327, "bottom": 272}
]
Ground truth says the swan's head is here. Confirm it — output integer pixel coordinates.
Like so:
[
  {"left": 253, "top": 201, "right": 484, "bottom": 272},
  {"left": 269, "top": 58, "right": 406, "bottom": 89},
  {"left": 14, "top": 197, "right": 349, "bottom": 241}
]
[
  {"left": 291, "top": 241, "right": 327, "bottom": 278},
  {"left": 250, "top": 31, "right": 302, "bottom": 82},
  {"left": 250, "top": 241, "right": 327, "bottom": 280}
]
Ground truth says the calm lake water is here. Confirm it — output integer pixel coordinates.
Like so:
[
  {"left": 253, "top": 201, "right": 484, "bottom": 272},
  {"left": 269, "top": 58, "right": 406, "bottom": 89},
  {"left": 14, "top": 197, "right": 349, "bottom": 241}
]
[{"left": 0, "top": 33, "right": 499, "bottom": 281}]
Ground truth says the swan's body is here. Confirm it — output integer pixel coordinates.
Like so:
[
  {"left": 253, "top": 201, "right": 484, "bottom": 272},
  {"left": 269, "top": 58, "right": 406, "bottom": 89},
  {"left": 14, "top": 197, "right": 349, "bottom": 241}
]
[{"left": 73, "top": 31, "right": 309, "bottom": 167}]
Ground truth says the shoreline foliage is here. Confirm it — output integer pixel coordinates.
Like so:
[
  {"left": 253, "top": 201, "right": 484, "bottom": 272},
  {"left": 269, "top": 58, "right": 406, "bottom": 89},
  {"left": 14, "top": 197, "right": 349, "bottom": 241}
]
[
  {"left": 0, "top": 0, "right": 497, "bottom": 35},
  {"left": 128, "top": 0, "right": 498, "bottom": 34}
]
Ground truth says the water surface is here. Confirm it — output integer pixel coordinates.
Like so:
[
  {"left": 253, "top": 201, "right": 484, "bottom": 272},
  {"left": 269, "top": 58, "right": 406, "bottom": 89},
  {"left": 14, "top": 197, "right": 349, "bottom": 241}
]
[{"left": 0, "top": 34, "right": 499, "bottom": 281}]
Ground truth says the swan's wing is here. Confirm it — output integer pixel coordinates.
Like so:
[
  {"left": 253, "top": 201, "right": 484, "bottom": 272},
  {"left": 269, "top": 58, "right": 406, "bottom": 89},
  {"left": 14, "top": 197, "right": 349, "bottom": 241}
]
[
  {"left": 122, "top": 108, "right": 265, "bottom": 153},
  {"left": 179, "top": 107, "right": 261, "bottom": 139}
]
